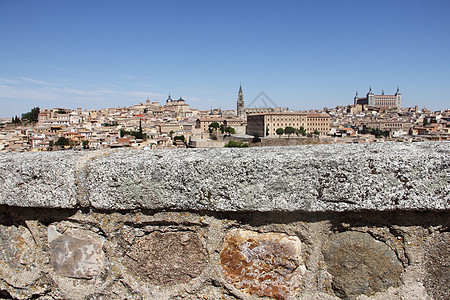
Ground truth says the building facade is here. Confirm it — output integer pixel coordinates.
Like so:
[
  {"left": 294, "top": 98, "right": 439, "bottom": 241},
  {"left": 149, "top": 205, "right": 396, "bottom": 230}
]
[
  {"left": 246, "top": 112, "right": 330, "bottom": 137},
  {"left": 354, "top": 87, "right": 402, "bottom": 109}
]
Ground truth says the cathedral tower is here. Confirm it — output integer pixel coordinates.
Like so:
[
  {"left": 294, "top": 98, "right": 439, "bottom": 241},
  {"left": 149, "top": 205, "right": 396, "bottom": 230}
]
[{"left": 237, "top": 85, "right": 245, "bottom": 118}]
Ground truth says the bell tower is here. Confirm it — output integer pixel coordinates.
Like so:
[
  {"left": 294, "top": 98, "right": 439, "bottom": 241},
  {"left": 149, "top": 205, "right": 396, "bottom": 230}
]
[{"left": 237, "top": 84, "right": 245, "bottom": 118}]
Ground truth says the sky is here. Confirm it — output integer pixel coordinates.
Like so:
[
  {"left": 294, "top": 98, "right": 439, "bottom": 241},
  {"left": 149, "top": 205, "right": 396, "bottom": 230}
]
[{"left": 1, "top": 0, "right": 450, "bottom": 118}]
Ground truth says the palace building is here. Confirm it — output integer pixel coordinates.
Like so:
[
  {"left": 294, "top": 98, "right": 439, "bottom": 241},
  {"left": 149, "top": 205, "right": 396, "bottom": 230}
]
[{"left": 354, "top": 87, "right": 402, "bottom": 109}]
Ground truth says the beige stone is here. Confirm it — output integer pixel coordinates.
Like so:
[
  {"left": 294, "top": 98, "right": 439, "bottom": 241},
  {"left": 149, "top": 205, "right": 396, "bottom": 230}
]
[{"left": 48, "top": 226, "right": 106, "bottom": 279}]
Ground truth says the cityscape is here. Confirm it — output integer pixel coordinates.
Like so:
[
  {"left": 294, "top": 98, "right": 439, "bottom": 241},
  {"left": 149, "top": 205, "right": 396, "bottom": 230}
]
[
  {"left": 0, "top": 2, "right": 449, "bottom": 299},
  {"left": 1, "top": 85, "right": 449, "bottom": 152}
]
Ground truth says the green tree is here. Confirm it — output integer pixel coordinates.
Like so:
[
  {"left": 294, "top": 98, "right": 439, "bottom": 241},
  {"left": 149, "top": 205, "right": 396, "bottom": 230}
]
[
  {"left": 276, "top": 128, "right": 284, "bottom": 138},
  {"left": 11, "top": 116, "right": 21, "bottom": 125},
  {"left": 132, "top": 119, "right": 145, "bottom": 139},
  {"left": 82, "top": 140, "right": 89, "bottom": 149},
  {"left": 21, "top": 107, "right": 40, "bottom": 124},
  {"left": 55, "top": 137, "right": 70, "bottom": 146},
  {"left": 173, "top": 135, "right": 185, "bottom": 145},
  {"left": 296, "top": 126, "right": 306, "bottom": 136},
  {"left": 173, "top": 135, "right": 185, "bottom": 142},
  {"left": 208, "top": 122, "right": 220, "bottom": 133},
  {"left": 224, "top": 141, "right": 249, "bottom": 148},
  {"left": 225, "top": 126, "right": 236, "bottom": 135},
  {"left": 219, "top": 124, "right": 225, "bottom": 134},
  {"left": 252, "top": 135, "right": 261, "bottom": 143},
  {"left": 284, "top": 126, "right": 295, "bottom": 138},
  {"left": 313, "top": 129, "right": 320, "bottom": 136}
]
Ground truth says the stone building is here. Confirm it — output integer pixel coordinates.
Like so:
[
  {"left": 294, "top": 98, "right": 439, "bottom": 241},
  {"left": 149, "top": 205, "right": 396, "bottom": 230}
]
[
  {"left": 195, "top": 118, "right": 224, "bottom": 134},
  {"left": 246, "top": 112, "right": 330, "bottom": 137},
  {"left": 354, "top": 87, "right": 402, "bottom": 109},
  {"left": 164, "top": 95, "right": 193, "bottom": 118}
]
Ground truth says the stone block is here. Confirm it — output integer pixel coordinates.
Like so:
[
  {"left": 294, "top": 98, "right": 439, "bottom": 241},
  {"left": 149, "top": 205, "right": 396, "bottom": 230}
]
[
  {"left": 48, "top": 225, "right": 106, "bottom": 279},
  {"left": 220, "top": 229, "right": 305, "bottom": 299},
  {"left": 323, "top": 231, "right": 403, "bottom": 299},
  {"left": 423, "top": 232, "right": 450, "bottom": 300},
  {"left": 124, "top": 231, "right": 207, "bottom": 285}
]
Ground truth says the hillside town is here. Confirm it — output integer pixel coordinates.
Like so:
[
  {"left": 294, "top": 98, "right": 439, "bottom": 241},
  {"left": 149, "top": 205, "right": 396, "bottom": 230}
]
[{"left": 1, "top": 86, "right": 449, "bottom": 152}]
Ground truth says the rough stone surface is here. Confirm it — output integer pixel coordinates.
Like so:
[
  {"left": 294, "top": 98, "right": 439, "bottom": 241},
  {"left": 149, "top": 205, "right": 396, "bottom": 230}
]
[
  {"left": 0, "top": 151, "right": 83, "bottom": 208},
  {"left": 423, "top": 232, "right": 450, "bottom": 300},
  {"left": 220, "top": 229, "right": 306, "bottom": 299},
  {"left": 0, "top": 224, "right": 45, "bottom": 298},
  {"left": 0, "top": 206, "right": 448, "bottom": 299},
  {"left": 323, "top": 231, "right": 403, "bottom": 299},
  {"left": 48, "top": 226, "right": 106, "bottom": 279},
  {"left": 0, "top": 142, "right": 448, "bottom": 212},
  {"left": 124, "top": 231, "right": 207, "bottom": 285}
]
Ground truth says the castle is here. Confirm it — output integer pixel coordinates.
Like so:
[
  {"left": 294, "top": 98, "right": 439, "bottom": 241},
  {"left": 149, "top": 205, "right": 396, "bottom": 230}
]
[{"left": 354, "top": 87, "right": 402, "bottom": 109}]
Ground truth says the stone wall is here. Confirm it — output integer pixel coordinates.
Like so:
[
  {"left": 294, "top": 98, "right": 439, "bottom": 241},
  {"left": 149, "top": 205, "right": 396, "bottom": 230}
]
[{"left": 0, "top": 142, "right": 449, "bottom": 299}]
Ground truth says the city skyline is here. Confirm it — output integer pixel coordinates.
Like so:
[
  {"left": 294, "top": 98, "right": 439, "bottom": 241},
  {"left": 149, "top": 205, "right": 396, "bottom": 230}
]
[{"left": 1, "top": 1, "right": 450, "bottom": 118}]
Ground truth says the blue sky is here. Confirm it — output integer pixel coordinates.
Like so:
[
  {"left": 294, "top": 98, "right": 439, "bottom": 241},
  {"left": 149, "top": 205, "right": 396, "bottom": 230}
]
[{"left": 1, "top": 0, "right": 449, "bottom": 118}]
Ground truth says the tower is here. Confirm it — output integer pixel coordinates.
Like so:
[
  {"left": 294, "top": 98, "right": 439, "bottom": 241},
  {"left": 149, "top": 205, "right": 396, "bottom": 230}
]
[
  {"left": 367, "top": 87, "right": 375, "bottom": 106},
  {"left": 237, "top": 85, "right": 245, "bottom": 118},
  {"left": 395, "top": 87, "right": 402, "bottom": 108},
  {"left": 354, "top": 91, "right": 359, "bottom": 105}
]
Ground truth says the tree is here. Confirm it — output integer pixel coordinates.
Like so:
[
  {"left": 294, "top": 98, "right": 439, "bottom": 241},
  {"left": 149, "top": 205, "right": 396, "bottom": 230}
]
[
  {"left": 219, "top": 124, "right": 225, "bottom": 134},
  {"left": 11, "top": 116, "right": 21, "bottom": 125},
  {"left": 21, "top": 107, "right": 40, "bottom": 124},
  {"left": 224, "top": 141, "right": 249, "bottom": 148},
  {"left": 133, "top": 118, "right": 144, "bottom": 140},
  {"left": 225, "top": 126, "right": 235, "bottom": 135},
  {"left": 173, "top": 135, "right": 185, "bottom": 142},
  {"left": 296, "top": 126, "right": 306, "bottom": 136},
  {"left": 276, "top": 128, "right": 284, "bottom": 138},
  {"left": 313, "top": 129, "right": 320, "bottom": 136},
  {"left": 55, "top": 137, "right": 70, "bottom": 146},
  {"left": 208, "top": 122, "right": 220, "bottom": 133},
  {"left": 284, "top": 126, "right": 295, "bottom": 138},
  {"left": 173, "top": 135, "right": 185, "bottom": 146},
  {"left": 82, "top": 140, "right": 89, "bottom": 149},
  {"left": 252, "top": 135, "right": 261, "bottom": 143}
]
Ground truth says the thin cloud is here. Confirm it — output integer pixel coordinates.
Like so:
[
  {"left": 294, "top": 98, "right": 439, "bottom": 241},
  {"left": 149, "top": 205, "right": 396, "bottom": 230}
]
[
  {"left": 18, "top": 76, "right": 52, "bottom": 86},
  {"left": 33, "top": 60, "right": 78, "bottom": 76}
]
